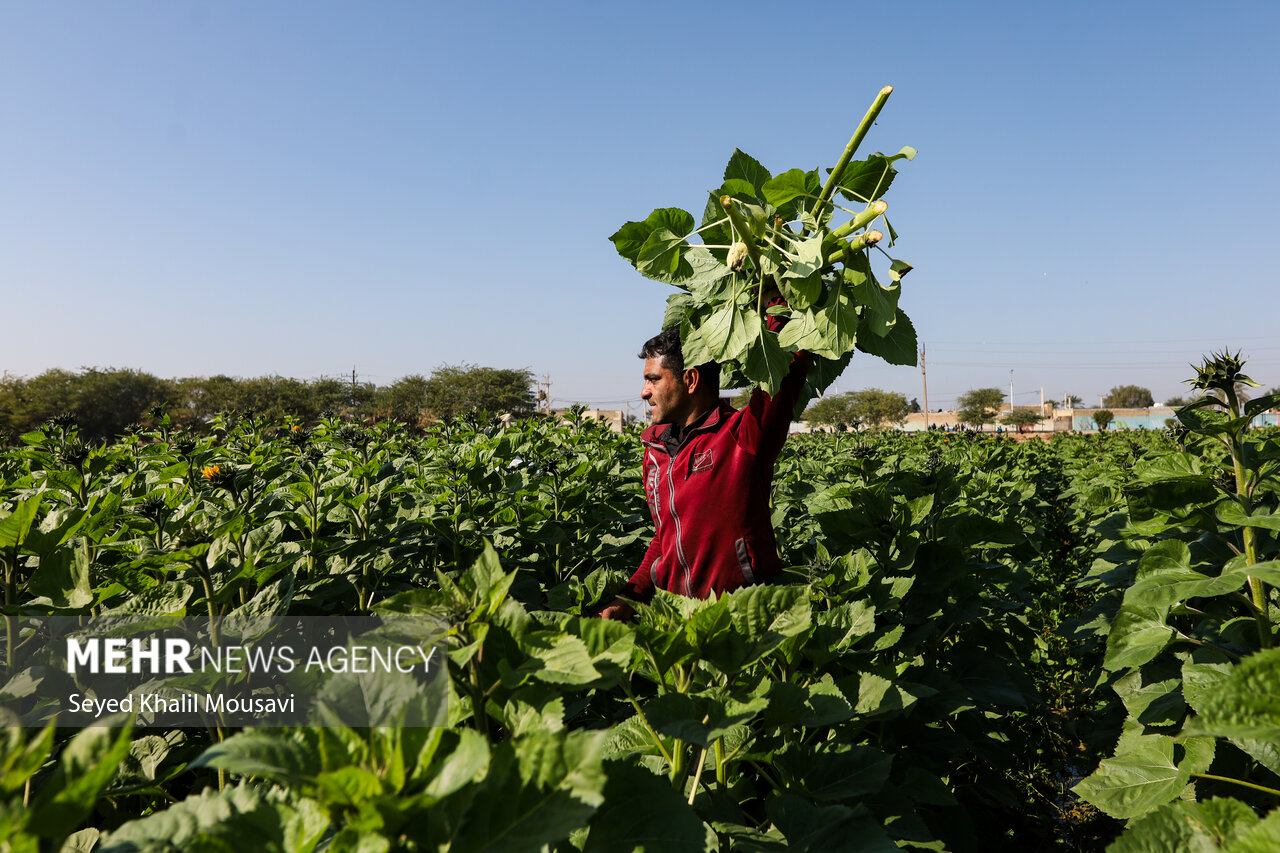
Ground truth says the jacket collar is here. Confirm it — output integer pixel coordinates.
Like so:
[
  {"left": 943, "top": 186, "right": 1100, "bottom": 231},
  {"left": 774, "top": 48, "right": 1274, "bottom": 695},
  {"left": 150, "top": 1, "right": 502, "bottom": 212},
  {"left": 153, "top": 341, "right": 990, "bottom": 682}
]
[{"left": 641, "top": 402, "right": 731, "bottom": 454}]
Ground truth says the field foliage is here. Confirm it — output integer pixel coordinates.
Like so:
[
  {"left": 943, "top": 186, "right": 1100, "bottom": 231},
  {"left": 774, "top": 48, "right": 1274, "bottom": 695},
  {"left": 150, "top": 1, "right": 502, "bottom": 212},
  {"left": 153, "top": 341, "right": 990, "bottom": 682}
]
[{"left": 2, "top": 387, "right": 1279, "bottom": 850}]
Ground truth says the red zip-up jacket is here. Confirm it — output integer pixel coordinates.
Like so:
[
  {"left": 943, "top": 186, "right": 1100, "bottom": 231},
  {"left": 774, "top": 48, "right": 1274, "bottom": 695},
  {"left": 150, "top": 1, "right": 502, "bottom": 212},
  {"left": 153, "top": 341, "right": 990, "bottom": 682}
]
[{"left": 621, "top": 347, "right": 809, "bottom": 602}]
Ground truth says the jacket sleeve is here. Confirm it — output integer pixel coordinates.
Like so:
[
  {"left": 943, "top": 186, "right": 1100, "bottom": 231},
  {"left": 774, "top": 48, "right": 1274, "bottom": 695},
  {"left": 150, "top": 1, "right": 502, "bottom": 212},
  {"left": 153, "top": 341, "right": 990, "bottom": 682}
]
[
  {"left": 620, "top": 536, "right": 660, "bottom": 602},
  {"left": 737, "top": 295, "right": 810, "bottom": 461}
]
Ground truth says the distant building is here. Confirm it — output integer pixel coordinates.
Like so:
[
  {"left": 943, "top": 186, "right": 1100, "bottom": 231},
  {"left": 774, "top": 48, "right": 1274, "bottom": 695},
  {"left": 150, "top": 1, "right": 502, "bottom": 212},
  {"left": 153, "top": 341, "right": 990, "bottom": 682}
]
[{"left": 549, "top": 408, "right": 625, "bottom": 433}]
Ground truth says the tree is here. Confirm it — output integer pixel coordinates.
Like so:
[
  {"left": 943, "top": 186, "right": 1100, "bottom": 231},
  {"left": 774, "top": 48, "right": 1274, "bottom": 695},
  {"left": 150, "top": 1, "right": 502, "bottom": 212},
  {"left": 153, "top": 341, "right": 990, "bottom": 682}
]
[
  {"left": 1164, "top": 395, "right": 1188, "bottom": 408},
  {"left": 379, "top": 374, "right": 431, "bottom": 424},
  {"left": 1093, "top": 409, "right": 1115, "bottom": 431},
  {"left": 0, "top": 367, "right": 171, "bottom": 441},
  {"left": 1002, "top": 408, "right": 1045, "bottom": 433},
  {"left": 908, "top": 397, "right": 921, "bottom": 414},
  {"left": 956, "top": 388, "right": 1004, "bottom": 429},
  {"left": 1063, "top": 394, "right": 1083, "bottom": 408},
  {"left": 423, "top": 364, "right": 536, "bottom": 421},
  {"left": 1103, "top": 385, "right": 1154, "bottom": 408},
  {"left": 74, "top": 368, "right": 173, "bottom": 439},
  {"left": 802, "top": 393, "right": 856, "bottom": 428},
  {"left": 847, "top": 389, "right": 910, "bottom": 431},
  {"left": 730, "top": 388, "right": 753, "bottom": 409},
  {"left": 802, "top": 389, "right": 909, "bottom": 431}
]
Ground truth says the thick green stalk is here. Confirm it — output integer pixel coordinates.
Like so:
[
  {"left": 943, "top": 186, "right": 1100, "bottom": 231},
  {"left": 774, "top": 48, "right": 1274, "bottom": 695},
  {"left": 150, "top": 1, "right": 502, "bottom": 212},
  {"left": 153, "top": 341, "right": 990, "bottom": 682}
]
[
  {"left": 809, "top": 85, "right": 894, "bottom": 226},
  {"left": 823, "top": 230, "right": 883, "bottom": 269},
  {"left": 830, "top": 200, "right": 888, "bottom": 241},
  {"left": 720, "top": 196, "right": 763, "bottom": 274},
  {"left": 468, "top": 656, "right": 490, "bottom": 738},
  {"left": 1233, "top": 448, "right": 1272, "bottom": 648},
  {"left": 688, "top": 746, "right": 708, "bottom": 805},
  {"left": 3, "top": 554, "right": 14, "bottom": 677},
  {"left": 669, "top": 740, "right": 685, "bottom": 785},
  {"left": 1191, "top": 772, "right": 1280, "bottom": 799},
  {"left": 714, "top": 737, "right": 726, "bottom": 786},
  {"left": 621, "top": 679, "right": 674, "bottom": 766}
]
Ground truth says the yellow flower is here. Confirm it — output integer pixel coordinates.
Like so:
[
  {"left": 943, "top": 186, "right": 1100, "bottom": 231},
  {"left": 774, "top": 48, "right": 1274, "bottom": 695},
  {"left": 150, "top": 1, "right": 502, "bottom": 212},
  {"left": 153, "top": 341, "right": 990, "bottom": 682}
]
[
  {"left": 291, "top": 425, "right": 301, "bottom": 432},
  {"left": 201, "top": 465, "right": 221, "bottom": 479}
]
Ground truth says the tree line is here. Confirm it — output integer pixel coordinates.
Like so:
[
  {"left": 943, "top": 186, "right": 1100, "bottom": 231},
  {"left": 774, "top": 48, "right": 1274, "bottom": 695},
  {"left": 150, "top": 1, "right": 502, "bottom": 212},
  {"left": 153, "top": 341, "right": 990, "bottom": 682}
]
[
  {"left": 798, "top": 383, "right": 1181, "bottom": 432},
  {"left": 0, "top": 365, "right": 536, "bottom": 442}
]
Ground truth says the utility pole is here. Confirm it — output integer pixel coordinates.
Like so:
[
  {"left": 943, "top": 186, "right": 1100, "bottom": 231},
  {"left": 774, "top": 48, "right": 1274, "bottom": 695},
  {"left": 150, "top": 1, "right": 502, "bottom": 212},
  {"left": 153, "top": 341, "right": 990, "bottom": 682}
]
[
  {"left": 1009, "top": 369, "right": 1014, "bottom": 416},
  {"left": 920, "top": 344, "right": 928, "bottom": 430},
  {"left": 542, "top": 374, "right": 552, "bottom": 414},
  {"left": 1040, "top": 386, "right": 1045, "bottom": 414}
]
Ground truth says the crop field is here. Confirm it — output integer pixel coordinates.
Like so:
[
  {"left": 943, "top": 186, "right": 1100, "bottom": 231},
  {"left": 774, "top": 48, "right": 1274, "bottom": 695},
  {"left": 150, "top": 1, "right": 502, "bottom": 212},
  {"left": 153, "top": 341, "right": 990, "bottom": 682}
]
[{"left": 3, "top": 357, "right": 1280, "bottom": 852}]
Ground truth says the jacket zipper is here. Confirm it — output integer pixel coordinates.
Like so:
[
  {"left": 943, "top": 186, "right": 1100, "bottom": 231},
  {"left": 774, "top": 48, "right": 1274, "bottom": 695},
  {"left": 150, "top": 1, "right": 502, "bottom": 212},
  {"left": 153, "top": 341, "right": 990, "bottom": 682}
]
[
  {"left": 665, "top": 453, "right": 692, "bottom": 596},
  {"left": 647, "top": 415, "right": 720, "bottom": 598}
]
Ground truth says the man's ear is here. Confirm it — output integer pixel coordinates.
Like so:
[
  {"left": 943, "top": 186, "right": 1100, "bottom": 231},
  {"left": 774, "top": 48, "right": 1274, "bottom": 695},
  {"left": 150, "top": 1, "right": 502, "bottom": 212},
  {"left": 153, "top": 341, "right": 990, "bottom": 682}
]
[{"left": 683, "top": 366, "right": 701, "bottom": 395}]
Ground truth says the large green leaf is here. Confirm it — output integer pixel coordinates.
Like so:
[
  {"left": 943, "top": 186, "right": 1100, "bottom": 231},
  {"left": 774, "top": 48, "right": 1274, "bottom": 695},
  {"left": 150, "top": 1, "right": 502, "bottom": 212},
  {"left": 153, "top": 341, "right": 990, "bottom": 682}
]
[
  {"left": 98, "top": 784, "right": 328, "bottom": 853},
  {"left": 843, "top": 263, "right": 899, "bottom": 338},
  {"left": 193, "top": 731, "right": 320, "bottom": 786},
  {"left": 637, "top": 228, "right": 689, "bottom": 279},
  {"left": 610, "top": 208, "right": 696, "bottom": 264},
  {"left": 761, "top": 680, "right": 854, "bottom": 728},
  {"left": 1107, "top": 797, "right": 1260, "bottom": 853},
  {"left": 773, "top": 743, "right": 892, "bottom": 801},
  {"left": 512, "top": 633, "right": 603, "bottom": 686},
  {"left": 682, "top": 304, "right": 754, "bottom": 368},
  {"left": 723, "top": 149, "right": 771, "bottom": 195},
  {"left": 1131, "top": 453, "right": 1213, "bottom": 485},
  {"left": 582, "top": 763, "right": 709, "bottom": 852},
  {"left": 0, "top": 496, "right": 40, "bottom": 551},
  {"left": 447, "top": 731, "right": 607, "bottom": 853},
  {"left": 702, "top": 586, "right": 812, "bottom": 673},
  {"left": 1123, "top": 567, "right": 1245, "bottom": 610},
  {"left": 27, "top": 546, "right": 92, "bottom": 609},
  {"left": 28, "top": 724, "right": 135, "bottom": 837},
  {"left": 1184, "top": 647, "right": 1280, "bottom": 741},
  {"left": 1217, "top": 502, "right": 1280, "bottom": 531},
  {"left": 0, "top": 723, "right": 55, "bottom": 795},
  {"left": 642, "top": 693, "right": 765, "bottom": 748},
  {"left": 1229, "top": 808, "right": 1280, "bottom": 852},
  {"left": 1103, "top": 604, "right": 1175, "bottom": 672},
  {"left": 1072, "top": 734, "right": 1197, "bottom": 819},
  {"left": 761, "top": 169, "right": 811, "bottom": 209},
  {"left": 1113, "top": 660, "right": 1184, "bottom": 726},
  {"left": 854, "top": 309, "right": 917, "bottom": 366},
  {"left": 743, "top": 327, "right": 792, "bottom": 398},
  {"left": 766, "top": 796, "right": 896, "bottom": 853},
  {"left": 833, "top": 147, "right": 915, "bottom": 203}
]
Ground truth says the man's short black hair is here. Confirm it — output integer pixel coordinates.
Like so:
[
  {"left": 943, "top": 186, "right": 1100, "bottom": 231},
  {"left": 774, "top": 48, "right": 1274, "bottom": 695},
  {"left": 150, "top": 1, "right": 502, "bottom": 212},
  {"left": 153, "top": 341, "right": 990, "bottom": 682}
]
[{"left": 639, "top": 328, "right": 720, "bottom": 396}]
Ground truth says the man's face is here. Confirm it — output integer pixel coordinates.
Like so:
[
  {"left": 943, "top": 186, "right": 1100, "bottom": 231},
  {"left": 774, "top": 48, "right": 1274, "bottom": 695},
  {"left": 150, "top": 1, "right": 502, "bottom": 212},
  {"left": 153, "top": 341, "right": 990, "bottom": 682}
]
[{"left": 641, "top": 356, "right": 693, "bottom": 426}]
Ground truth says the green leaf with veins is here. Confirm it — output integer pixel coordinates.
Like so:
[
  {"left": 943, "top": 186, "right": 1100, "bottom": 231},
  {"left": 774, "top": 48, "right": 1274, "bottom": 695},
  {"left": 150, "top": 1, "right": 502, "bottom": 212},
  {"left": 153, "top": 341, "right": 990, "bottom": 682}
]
[
  {"left": 762, "top": 169, "right": 811, "bottom": 208},
  {"left": 723, "top": 149, "right": 771, "bottom": 194},
  {"left": 610, "top": 208, "right": 694, "bottom": 263},
  {"left": 636, "top": 228, "right": 687, "bottom": 278},
  {"left": 744, "top": 328, "right": 792, "bottom": 397},
  {"left": 843, "top": 260, "right": 899, "bottom": 338},
  {"left": 855, "top": 309, "right": 917, "bottom": 366},
  {"left": 682, "top": 303, "right": 753, "bottom": 367},
  {"left": 782, "top": 234, "right": 825, "bottom": 281},
  {"left": 612, "top": 93, "right": 915, "bottom": 390},
  {"left": 804, "top": 288, "right": 859, "bottom": 360}
]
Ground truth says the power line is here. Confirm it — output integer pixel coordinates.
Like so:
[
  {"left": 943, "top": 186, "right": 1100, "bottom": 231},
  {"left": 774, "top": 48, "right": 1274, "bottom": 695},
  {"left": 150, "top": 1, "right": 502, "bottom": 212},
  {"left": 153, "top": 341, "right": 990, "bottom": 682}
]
[{"left": 925, "top": 334, "right": 1280, "bottom": 346}]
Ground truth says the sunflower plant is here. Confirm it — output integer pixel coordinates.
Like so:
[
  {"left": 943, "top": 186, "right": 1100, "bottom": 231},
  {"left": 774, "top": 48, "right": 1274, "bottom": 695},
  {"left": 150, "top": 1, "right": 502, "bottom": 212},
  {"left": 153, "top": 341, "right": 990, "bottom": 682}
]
[{"left": 610, "top": 85, "right": 917, "bottom": 399}]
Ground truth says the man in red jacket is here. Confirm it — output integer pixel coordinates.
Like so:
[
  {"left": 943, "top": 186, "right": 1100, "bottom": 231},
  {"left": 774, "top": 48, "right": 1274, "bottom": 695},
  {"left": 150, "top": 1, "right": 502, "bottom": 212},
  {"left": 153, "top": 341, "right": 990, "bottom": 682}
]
[{"left": 599, "top": 313, "right": 809, "bottom": 620}]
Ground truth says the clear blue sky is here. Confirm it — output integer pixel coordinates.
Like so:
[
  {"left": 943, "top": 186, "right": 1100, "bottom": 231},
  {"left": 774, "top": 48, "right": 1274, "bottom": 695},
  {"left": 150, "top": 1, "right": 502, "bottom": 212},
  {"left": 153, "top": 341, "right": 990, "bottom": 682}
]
[{"left": 3, "top": 1, "right": 1277, "bottom": 411}]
